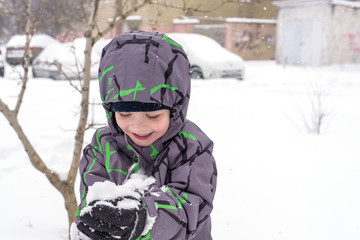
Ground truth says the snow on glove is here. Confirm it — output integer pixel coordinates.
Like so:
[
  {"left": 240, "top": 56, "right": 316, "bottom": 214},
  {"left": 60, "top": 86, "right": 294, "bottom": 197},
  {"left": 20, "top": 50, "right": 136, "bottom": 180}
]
[
  {"left": 78, "top": 196, "right": 147, "bottom": 240},
  {"left": 77, "top": 173, "right": 157, "bottom": 240},
  {"left": 70, "top": 222, "right": 92, "bottom": 240}
]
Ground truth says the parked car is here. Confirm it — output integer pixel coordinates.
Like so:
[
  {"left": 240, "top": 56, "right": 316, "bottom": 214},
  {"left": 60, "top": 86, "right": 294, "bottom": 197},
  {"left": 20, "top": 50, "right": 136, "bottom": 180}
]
[
  {"left": 167, "top": 33, "right": 245, "bottom": 80},
  {"left": 33, "top": 38, "right": 110, "bottom": 80},
  {"left": 0, "top": 45, "right": 4, "bottom": 77},
  {"left": 6, "top": 34, "right": 57, "bottom": 65}
]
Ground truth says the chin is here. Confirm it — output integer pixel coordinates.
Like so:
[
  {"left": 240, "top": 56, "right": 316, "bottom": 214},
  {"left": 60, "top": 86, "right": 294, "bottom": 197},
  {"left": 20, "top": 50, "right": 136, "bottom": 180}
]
[
  {"left": 131, "top": 137, "right": 154, "bottom": 147},
  {"left": 134, "top": 141, "right": 151, "bottom": 147}
]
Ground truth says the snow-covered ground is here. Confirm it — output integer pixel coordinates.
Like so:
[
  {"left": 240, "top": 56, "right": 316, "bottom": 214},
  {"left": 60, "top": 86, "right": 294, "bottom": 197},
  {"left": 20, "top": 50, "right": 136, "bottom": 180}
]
[{"left": 0, "top": 61, "right": 360, "bottom": 239}]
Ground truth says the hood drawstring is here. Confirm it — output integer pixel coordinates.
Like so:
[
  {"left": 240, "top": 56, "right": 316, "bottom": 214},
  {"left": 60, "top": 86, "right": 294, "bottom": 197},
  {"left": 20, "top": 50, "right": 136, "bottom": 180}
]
[{"left": 124, "top": 134, "right": 141, "bottom": 182}]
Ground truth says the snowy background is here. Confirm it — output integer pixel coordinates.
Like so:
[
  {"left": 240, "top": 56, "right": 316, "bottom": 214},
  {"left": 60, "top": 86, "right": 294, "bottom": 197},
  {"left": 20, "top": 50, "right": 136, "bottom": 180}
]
[{"left": 1, "top": 61, "right": 360, "bottom": 239}]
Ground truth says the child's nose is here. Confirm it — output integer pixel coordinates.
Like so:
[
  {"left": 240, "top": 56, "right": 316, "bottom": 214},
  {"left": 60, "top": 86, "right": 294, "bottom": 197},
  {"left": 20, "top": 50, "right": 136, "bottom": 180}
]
[{"left": 131, "top": 116, "right": 147, "bottom": 130}]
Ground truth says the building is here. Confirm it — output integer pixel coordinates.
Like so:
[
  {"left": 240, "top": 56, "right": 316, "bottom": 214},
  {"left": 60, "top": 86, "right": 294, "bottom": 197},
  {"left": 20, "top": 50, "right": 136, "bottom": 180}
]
[
  {"left": 97, "top": 0, "right": 278, "bottom": 34},
  {"left": 274, "top": 0, "right": 360, "bottom": 65},
  {"left": 94, "top": 0, "right": 278, "bottom": 60}
]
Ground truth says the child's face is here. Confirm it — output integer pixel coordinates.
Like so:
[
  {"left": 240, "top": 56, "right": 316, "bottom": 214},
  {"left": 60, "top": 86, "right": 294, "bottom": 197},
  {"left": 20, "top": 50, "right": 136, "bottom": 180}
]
[{"left": 115, "top": 110, "right": 170, "bottom": 147}]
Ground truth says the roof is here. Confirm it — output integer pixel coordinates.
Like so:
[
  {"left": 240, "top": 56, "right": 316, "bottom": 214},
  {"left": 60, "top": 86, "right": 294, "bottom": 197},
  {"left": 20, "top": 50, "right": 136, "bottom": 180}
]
[
  {"left": 332, "top": 0, "right": 360, "bottom": 8},
  {"left": 173, "top": 18, "right": 200, "bottom": 24},
  {"left": 226, "top": 18, "right": 277, "bottom": 24},
  {"left": 273, "top": 0, "right": 360, "bottom": 8}
]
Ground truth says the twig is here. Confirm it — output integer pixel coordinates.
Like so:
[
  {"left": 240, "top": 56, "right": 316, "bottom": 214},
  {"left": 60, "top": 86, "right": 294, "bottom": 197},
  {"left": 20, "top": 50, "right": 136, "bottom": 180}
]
[{"left": 14, "top": 0, "right": 32, "bottom": 117}]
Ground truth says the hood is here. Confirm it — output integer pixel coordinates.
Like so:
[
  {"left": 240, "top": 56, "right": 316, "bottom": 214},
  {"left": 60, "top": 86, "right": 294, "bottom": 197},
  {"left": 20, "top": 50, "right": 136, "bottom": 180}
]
[{"left": 98, "top": 31, "right": 191, "bottom": 147}]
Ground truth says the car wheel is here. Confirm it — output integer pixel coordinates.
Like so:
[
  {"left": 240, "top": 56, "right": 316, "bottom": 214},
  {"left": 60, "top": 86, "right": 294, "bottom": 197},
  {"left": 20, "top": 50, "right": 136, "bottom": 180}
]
[{"left": 190, "top": 66, "right": 204, "bottom": 79}]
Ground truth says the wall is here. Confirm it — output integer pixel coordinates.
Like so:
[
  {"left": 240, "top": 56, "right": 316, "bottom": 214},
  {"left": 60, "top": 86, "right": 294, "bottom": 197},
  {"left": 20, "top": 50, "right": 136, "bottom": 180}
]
[
  {"left": 274, "top": 0, "right": 360, "bottom": 65},
  {"left": 275, "top": 2, "right": 330, "bottom": 65},
  {"left": 329, "top": 5, "right": 360, "bottom": 64}
]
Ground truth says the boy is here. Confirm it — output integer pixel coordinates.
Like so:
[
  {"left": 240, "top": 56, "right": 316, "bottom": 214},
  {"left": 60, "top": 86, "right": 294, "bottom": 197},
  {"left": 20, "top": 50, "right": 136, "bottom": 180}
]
[{"left": 71, "top": 31, "right": 217, "bottom": 240}]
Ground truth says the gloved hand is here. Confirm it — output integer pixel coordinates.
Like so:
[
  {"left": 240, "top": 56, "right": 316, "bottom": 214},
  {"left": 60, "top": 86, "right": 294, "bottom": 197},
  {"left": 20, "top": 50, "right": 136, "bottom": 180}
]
[{"left": 77, "top": 196, "right": 147, "bottom": 240}]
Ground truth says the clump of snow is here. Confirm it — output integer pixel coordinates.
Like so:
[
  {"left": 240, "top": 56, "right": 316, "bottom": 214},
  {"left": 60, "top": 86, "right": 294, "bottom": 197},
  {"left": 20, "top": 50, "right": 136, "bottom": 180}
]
[
  {"left": 160, "top": 185, "right": 169, "bottom": 193},
  {"left": 115, "top": 198, "right": 141, "bottom": 209},
  {"left": 78, "top": 173, "right": 157, "bottom": 238},
  {"left": 84, "top": 173, "right": 156, "bottom": 213},
  {"left": 141, "top": 215, "right": 156, "bottom": 237},
  {"left": 123, "top": 173, "right": 156, "bottom": 195},
  {"left": 86, "top": 181, "right": 141, "bottom": 203}
]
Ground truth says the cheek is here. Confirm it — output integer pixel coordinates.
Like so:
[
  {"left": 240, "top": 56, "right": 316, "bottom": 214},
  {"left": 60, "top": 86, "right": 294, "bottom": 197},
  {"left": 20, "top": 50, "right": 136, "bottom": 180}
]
[
  {"left": 115, "top": 115, "right": 128, "bottom": 131},
  {"left": 155, "top": 118, "right": 170, "bottom": 134}
]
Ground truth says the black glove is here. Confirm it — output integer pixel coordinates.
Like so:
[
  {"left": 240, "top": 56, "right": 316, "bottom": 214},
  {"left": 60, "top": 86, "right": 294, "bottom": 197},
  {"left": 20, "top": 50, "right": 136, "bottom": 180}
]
[{"left": 77, "top": 196, "right": 147, "bottom": 240}]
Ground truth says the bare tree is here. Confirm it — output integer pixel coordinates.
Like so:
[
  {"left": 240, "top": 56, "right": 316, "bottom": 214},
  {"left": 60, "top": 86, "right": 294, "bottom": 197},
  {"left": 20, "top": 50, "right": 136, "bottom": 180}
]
[
  {"left": 0, "top": 0, "right": 85, "bottom": 232},
  {"left": 0, "top": 0, "right": 87, "bottom": 39},
  {"left": 303, "top": 81, "right": 335, "bottom": 134},
  {"left": 287, "top": 79, "right": 335, "bottom": 135},
  {"left": 0, "top": 0, "right": 237, "bottom": 237}
]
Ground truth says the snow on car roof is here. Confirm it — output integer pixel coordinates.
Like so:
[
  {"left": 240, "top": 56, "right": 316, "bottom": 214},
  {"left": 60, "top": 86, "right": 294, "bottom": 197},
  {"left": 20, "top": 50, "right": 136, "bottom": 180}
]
[
  {"left": 167, "top": 33, "right": 222, "bottom": 50},
  {"left": 6, "top": 34, "right": 57, "bottom": 48},
  {"left": 167, "top": 33, "right": 242, "bottom": 62},
  {"left": 35, "top": 37, "right": 108, "bottom": 67}
]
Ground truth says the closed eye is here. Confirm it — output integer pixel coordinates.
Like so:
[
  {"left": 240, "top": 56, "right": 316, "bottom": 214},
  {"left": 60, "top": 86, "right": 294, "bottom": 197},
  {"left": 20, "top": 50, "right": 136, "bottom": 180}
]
[
  {"left": 146, "top": 114, "right": 160, "bottom": 119},
  {"left": 119, "top": 113, "right": 131, "bottom": 118}
]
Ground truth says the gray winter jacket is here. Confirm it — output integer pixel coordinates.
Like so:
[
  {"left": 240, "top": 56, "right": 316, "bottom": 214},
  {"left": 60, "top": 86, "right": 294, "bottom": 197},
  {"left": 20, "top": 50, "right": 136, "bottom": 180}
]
[{"left": 76, "top": 31, "right": 217, "bottom": 240}]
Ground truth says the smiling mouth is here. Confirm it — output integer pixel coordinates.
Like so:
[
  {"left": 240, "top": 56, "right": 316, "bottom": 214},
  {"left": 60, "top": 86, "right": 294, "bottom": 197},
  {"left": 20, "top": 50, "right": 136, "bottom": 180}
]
[{"left": 132, "top": 132, "right": 153, "bottom": 140}]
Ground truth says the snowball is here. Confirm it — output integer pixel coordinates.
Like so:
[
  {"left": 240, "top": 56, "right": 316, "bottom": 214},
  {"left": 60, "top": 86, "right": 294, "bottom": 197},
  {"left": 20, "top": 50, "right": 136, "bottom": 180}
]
[
  {"left": 86, "top": 181, "right": 140, "bottom": 203},
  {"left": 86, "top": 173, "right": 156, "bottom": 203}
]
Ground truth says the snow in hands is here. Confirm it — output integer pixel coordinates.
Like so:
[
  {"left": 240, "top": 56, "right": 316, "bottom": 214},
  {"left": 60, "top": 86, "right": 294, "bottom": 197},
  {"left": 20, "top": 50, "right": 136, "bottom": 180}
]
[
  {"left": 73, "top": 173, "right": 156, "bottom": 240},
  {"left": 86, "top": 173, "right": 156, "bottom": 204}
]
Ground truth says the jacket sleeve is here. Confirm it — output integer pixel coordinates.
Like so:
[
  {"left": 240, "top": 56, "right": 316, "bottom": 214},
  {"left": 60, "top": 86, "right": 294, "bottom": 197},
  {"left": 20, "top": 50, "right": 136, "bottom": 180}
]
[
  {"left": 141, "top": 140, "right": 217, "bottom": 239},
  {"left": 75, "top": 129, "right": 109, "bottom": 222}
]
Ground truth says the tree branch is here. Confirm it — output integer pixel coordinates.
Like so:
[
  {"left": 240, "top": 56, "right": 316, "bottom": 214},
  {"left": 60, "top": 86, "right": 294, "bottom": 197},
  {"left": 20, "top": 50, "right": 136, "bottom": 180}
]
[
  {"left": 14, "top": 0, "right": 32, "bottom": 117},
  {"left": 150, "top": 0, "right": 233, "bottom": 14},
  {"left": 79, "top": 0, "right": 89, "bottom": 24},
  {"left": 67, "top": 0, "right": 101, "bottom": 184},
  {"left": 0, "top": 98, "right": 64, "bottom": 191}
]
